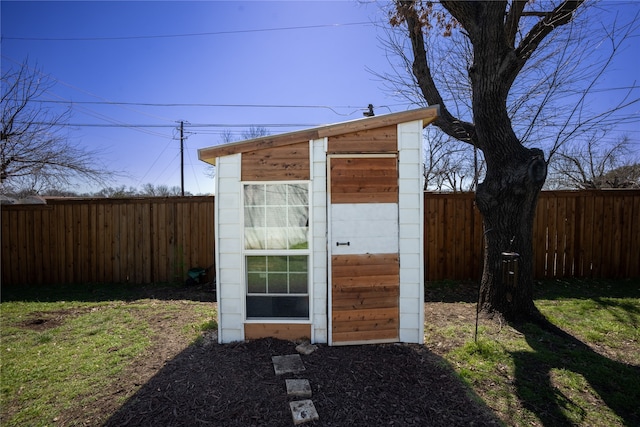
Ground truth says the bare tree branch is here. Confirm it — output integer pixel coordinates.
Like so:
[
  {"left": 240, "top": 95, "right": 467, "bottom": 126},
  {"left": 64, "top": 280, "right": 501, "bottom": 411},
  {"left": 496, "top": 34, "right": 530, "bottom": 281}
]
[
  {"left": 394, "top": 0, "right": 477, "bottom": 145},
  {"left": 1, "top": 60, "right": 115, "bottom": 191}
]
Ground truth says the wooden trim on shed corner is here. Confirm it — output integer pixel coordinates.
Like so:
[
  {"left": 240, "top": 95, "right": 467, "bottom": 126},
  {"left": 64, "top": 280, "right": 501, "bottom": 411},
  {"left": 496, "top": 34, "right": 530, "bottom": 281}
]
[{"left": 197, "top": 106, "right": 439, "bottom": 164}]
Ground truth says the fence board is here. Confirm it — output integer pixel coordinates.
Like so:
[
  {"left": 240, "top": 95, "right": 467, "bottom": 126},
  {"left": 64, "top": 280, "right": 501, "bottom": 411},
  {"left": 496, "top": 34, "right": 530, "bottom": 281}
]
[
  {"left": 1, "top": 192, "right": 638, "bottom": 286},
  {"left": 631, "top": 196, "right": 640, "bottom": 277}
]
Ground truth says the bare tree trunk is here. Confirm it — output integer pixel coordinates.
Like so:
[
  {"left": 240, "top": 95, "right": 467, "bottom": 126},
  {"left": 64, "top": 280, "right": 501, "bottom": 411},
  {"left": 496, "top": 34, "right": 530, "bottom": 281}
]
[{"left": 476, "top": 145, "right": 547, "bottom": 320}]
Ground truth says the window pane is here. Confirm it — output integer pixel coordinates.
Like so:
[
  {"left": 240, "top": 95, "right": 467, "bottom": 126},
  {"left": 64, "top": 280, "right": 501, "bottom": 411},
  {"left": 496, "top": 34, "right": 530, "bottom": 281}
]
[
  {"left": 266, "top": 206, "right": 287, "bottom": 227},
  {"left": 246, "top": 256, "right": 266, "bottom": 272},
  {"left": 288, "top": 184, "right": 308, "bottom": 205},
  {"left": 288, "top": 256, "right": 307, "bottom": 273},
  {"left": 244, "top": 206, "right": 265, "bottom": 249},
  {"left": 289, "top": 273, "right": 307, "bottom": 293},
  {"left": 244, "top": 184, "right": 264, "bottom": 206},
  {"left": 268, "top": 273, "right": 288, "bottom": 293},
  {"left": 246, "top": 296, "right": 309, "bottom": 318},
  {"left": 244, "top": 206, "right": 264, "bottom": 227},
  {"left": 265, "top": 185, "right": 287, "bottom": 205},
  {"left": 267, "top": 256, "right": 288, "bottom": 272},
  {"left": 247, "top": 273, "right": 266, "bottom": 293},
  {"left": 245, "top": 228, "right": 265, "bottom": 250},
  {"left": 288, "top": 206, "right": 308, "bottom": 227}
]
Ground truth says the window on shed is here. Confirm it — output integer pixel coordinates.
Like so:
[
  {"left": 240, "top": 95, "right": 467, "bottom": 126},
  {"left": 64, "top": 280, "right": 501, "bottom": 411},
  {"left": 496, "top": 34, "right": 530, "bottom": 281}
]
[
  {"left": 244, "top": 183, "right": 309, "bottom": 250},
  {"left": 243, "top": 183, "right": 309, "bottom": 319}
]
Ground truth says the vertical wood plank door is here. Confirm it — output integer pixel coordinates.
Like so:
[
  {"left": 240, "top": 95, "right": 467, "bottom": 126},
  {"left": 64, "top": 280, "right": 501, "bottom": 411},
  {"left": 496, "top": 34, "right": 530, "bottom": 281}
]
[{"left": 329, "top": 155, "right": 400, "bottom": 345}]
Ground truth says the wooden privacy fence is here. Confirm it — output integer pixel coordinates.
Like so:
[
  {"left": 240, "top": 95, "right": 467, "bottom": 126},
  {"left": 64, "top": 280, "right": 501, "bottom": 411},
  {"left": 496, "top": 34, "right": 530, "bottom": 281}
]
[
  {"left": 424, "top": 190, "right": 640, "bottom": 280},
  {"left": 1, "top": 197, "right": 215, "bottom": 286},
  {"left": 1, "top": 191, "right": 639, "bottom": 286}
]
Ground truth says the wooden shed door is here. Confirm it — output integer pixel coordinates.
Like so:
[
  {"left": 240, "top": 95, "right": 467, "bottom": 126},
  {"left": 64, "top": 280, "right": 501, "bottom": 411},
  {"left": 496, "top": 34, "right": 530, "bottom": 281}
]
[{"left": 328, "top": 155, "right": 400, "bottom": 345}]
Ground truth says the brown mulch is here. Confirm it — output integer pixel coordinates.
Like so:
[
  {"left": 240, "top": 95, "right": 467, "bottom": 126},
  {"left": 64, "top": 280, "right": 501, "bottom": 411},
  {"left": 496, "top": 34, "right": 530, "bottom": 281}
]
[
  {"left": 103, "top": 337, "right": 498, "bottom": 427},
  {"left": 95, "top": 283, "right": 498, "bottom": 426}
]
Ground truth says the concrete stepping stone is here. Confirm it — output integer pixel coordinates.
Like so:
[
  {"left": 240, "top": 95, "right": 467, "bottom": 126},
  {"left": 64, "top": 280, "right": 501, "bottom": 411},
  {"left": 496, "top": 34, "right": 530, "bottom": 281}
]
[
  {"left": 272, "top": 354, "right": 305, "bottom": 375},
  {"left": 290, "top": 399, "right": 319, "bottom": 425},
  {"left": 286, "top": 379, "right": 312, "bottom": 398}
]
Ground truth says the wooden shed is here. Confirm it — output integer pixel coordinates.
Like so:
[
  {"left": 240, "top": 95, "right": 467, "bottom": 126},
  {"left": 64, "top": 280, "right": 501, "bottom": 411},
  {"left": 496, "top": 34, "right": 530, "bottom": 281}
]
[{"left": 198, "top": 106, "right": 438, "bottom": 345}]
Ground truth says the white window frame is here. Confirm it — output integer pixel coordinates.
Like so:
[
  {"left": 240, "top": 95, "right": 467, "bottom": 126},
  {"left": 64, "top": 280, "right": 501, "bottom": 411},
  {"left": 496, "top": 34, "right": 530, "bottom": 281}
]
[{"left": 242, "top": 181, "right": 312, "bottom": 322}]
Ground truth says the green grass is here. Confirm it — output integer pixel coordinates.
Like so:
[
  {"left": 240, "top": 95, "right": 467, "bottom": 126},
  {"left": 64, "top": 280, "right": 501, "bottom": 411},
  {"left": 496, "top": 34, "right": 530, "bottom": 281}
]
[
  {"left": 0, "top": 283, "right": 217, "bottom": 427},
  {"left": 428, "top": 278, "right": 640, "bottom": 427}
]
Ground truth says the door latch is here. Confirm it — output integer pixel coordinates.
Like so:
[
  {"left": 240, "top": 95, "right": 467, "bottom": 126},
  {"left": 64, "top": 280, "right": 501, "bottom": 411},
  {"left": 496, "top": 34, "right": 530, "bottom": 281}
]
[{"left": 336, "top": 241, "right": 350, "bottom": 246}]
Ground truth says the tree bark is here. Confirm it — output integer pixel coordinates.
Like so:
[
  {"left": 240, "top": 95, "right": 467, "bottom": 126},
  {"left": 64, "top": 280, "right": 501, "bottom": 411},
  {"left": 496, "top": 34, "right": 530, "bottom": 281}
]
[{"left": 476, "top": 145, "right": 546, "bottom": 320}]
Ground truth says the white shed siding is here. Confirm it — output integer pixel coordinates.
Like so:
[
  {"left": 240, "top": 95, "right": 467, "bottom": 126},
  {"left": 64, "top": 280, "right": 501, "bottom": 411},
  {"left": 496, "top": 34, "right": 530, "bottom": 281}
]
[
  {"left": 397, "top": 120, "right": 425, "bottom": 344},
  {"left": 215, "top": 154, "right": 244, "bottom": 343},
  {"left": 311, "top": 138, "right": 328, "bottom": 343}
]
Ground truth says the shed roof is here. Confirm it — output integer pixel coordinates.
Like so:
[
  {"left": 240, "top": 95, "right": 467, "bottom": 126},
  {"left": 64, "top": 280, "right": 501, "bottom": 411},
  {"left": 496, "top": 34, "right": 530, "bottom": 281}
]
[{"left": 198, "top": 106, "right": 439, "bottom": 165}]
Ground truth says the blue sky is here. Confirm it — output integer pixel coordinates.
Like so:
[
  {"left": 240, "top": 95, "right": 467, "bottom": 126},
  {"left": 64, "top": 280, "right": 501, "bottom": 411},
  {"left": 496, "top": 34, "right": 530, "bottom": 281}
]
[{"left": 2, "top": 1, "right": 639, "bottom": 194}]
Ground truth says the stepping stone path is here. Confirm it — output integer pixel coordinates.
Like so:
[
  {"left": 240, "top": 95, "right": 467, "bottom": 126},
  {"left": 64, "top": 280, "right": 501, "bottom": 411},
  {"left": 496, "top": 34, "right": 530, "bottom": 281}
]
[{"left": 272, "top": 352, "right": 319, "bottom": 424}]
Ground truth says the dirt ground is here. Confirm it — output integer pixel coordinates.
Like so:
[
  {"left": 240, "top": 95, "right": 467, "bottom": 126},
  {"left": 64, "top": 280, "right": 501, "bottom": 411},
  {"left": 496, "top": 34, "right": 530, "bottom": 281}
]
[{"left": 56, "top": 283, "right": 500, "bottom": 426}]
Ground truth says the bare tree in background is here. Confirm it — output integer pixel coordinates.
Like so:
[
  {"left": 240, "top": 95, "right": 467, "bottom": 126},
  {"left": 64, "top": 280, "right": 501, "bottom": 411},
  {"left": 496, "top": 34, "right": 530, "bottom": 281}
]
[
  {"left": 423, "top": 127, "right": 484, "bottom": 191},
  {"left": 385, "top": 0, "right": 639, "bottom": 321},
  {"left": 1, "top": 60, "right": 113, "bottom": 193},
  {"left": 548, "top": 135, "right": 639, "bottom": 189}
]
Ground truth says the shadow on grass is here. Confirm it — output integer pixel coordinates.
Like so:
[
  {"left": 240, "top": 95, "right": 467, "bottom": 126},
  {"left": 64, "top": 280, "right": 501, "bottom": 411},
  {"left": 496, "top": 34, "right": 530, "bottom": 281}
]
[
  {"left": 425, "top": 280, "right": 480, "bottom": 303},
  {"left": 0, "top": 282, "right": 217, "bottom": 304},
  {"left": 102, "top": 339, "right": 502, "bottom": 427},
  {"left": 510, "top": 320, "right": 640, "bottom": 426},
  {"left": 534, "top": 278, "right": 640, "bottom": 301}
]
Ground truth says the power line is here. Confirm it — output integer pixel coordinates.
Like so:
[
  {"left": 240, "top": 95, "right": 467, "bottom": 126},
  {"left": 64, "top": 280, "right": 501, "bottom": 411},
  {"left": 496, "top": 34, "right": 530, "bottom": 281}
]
[
  {"left": 20, "top": 122, "right": 323, "bottom": 128},
  {"left": 32, "top": 88, "right": 640, "bottom": 108},
  {"left": 34, "top": 100, "right": 384, "bottom": 116},
  {"left": 2, "top": 22, "right": 373, "bottom": 41}
]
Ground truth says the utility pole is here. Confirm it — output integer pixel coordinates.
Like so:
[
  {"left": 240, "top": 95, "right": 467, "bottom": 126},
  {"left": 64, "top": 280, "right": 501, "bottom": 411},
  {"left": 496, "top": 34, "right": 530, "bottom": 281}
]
[{"left": 180, "top": 120, "right": 185, "bottom": 196}]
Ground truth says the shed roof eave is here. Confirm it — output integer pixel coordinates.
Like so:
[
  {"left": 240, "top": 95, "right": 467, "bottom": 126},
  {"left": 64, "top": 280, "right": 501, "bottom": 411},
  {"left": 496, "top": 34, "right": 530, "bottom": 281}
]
[{"left": 197, "top": 105, "right": 439, "bottom": 164}]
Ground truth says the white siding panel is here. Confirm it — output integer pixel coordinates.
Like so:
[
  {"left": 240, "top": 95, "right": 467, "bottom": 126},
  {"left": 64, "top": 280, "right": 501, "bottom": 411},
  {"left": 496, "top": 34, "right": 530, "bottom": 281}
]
[
  {"left": 219, "top": 281, "right": 242, "bottom": 299},
  {"left": 218, "top": 223, "right": 242, "bottom": 239},
  {"left": 400, "top": 268, "right": 421, "bottom": 287},
  {"left": 399, "top": 207, "right": 421, "bottom": 224},
  {"left": 397, "top": 120, "right": 425, "bottom": 345},
  {"left": 400, "top": 222, "right": 420, "bottom": 236},
  {"left": 217, "top": 238, "right": 241, "bottom": 255},
  {"left": 399, "top": 162, "right": 421, "bottom": 181},
  {"left": 399, "top": 296, "right": 418, "bottom": 314},
  {"left": 217, "top": 192, "right": 240, "bottom": 209},
  {"left": 220, "top": 297, "right": 242, "bottom": 314},
  {"left": 219, "top": 328, "right": 243, "bottom": 343},
  {"left": 399, "top": 328, "right": 420, "bottom": 343},
  {"left": 216, "top": 155, "right": 243, "bottom": 343},
  {"left": 331, "top": 203, "right": 398, "bottom": 255},
  {"left": 313, "top": 205, "right": 326, "bottom": 223},
  {"left": 397, "top": 120, "right": 422, "bottom": 150},
  {"left": 218, "top": 251, "right": 242, "bottom": 269},
  {"left": 218, "top": 209, "right": 241, "bottom": 226},
  {"left": 400, "top": 237, "right": 421, "bottom": 254},
  {"left": 333, "top": 203, "right": 397, "bottom": 220},
  {"left": 313, "top": 297, "right": 326, "bottom": 314},
  {"left": 217, "top": 154, "right": 241, "bottom": 178},
  {"left": 399, "top": 193, "right": 420, "bottom": 208},
  {"left": 311, "top": 138, "right": 328, "bottom": 344}
]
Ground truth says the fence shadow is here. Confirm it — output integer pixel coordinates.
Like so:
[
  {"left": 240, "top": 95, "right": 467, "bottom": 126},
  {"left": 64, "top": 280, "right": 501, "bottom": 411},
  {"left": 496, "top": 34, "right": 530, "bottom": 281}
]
[
  {"left": 0, "top": 282, "right": 217, "bottom": 304},
  {"left": 510, "top": 321, "right": 640, "bottom": 426}
]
